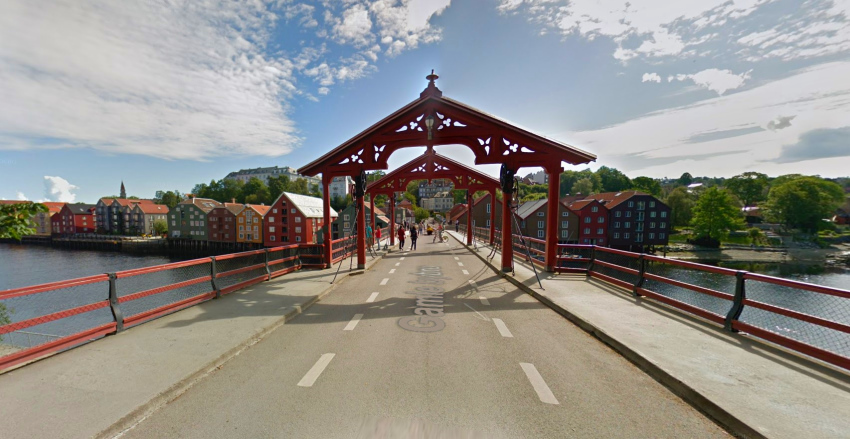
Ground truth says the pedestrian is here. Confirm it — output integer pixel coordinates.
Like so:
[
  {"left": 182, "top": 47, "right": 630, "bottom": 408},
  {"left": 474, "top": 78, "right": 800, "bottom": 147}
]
[
  {"left": 433, "top": 221, "right": 442, "bottom": 243},
  {"left": 410, "top": 225, "right": 418, "bottom": 250},
  {"left": 397, "top": 225, "right": 406, "bottom": 251},
  {"left": 455, "top": 219, "right": 459, "bottom": 232},
  {"left": 374, "top": 226, "right": 382, "bottom": 249},
  {"left": 365, "top": 223, "right": 373, "bottom": 249}
]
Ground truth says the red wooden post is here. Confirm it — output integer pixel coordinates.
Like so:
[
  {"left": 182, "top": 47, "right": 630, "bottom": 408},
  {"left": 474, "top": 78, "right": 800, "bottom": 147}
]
[
  {"left": 466, "top": 191, "right": 473, "bottom": 245},
  {"left": 322, "top": 173, "right": 333, "bottom": 268},
  {"left": 501, "top": 190, "right": 513, "bottom": 272},
  {"left": 489, "top": 189, "right": 496, "bottom": 245},
  {"left": 357, "top": 190, "right": 366, "bottom": 269},
  {"left": 545, "top": 165, "right": 562, "bottom": 272},
  {"left": 389, "top": 195, "right": 396, "bottom": 246},
  {"left": 370, "top": 195, "right": 376, "bottom": 234}
]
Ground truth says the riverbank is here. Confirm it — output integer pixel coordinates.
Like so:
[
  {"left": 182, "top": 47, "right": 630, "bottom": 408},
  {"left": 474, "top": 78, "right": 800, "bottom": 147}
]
[{"left": 667, "top": 242, "right": 850, "bottom": 266}]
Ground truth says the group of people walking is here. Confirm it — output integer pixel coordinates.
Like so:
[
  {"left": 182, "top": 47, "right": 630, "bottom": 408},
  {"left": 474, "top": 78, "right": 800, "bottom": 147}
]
[{"left": 365, "top": 219, "right": 448, "bottom": 252}]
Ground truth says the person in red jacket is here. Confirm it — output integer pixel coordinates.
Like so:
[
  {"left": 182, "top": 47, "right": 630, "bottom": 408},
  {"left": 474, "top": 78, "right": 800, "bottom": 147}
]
[
  {"left": 374, "top": 226, "right": 382, "bottom": 249},
  {"left": 397, "top": 225, "right": 406, "bottom": 251}
]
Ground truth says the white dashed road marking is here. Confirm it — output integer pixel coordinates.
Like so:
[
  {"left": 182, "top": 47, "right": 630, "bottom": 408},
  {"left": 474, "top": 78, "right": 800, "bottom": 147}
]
[
  {"left": 400, "top": 257, "right": 405, "bottom": 261},
  {"left": 468, "top": 280, "right": 477, "bottom": 287},
  {"left": 454, "top": 257, "right": 459, "bottom": 260},
  {"left": 298, "top": 354, "right": 335, "bottom": 387},
  {"left": 479, "top": 296, "right": 490, "bottom": 306},
  {"left": 395, "top": 262, "right": 400, "bottom": 266},
  {"left": 520, "top": 363, "right": 560, "bottom": 405},
  {"left": 462, "top": 270, "right": 469, "bottom": 275},
  {"left": 493, "top": 318, "right": 513, "bottom": 338},
  {"left": 367, "top": 292, "right": 379, "bottom": 303},
  {"left": 344, "top": 314, "right": 363, "bottom": 331},
  {"left": 389, "top": 269, "right": 396, "bottom": 274},
  {"left": 380, "top": 278, "right": 389, "bottom": 285},
  {"left": 457, "top": 262, "right": 464, "bottom": 267}
]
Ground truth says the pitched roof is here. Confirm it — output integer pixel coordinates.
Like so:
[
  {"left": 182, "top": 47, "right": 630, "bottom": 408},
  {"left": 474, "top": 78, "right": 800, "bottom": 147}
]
[
  {"left": 42, "top": 202, "right": 66, "bottom": 214},
  {"left": 179, "top": 197, "right": 223, "bottom": 213},
  {"left": 66, "top": 204, "right": 96, "bottom": 214},
  {"left": 585, "top": 191, "right": 648, "bottom": 209},
  {"left": 568, "top": 199, "right": 597, "bottom": 210},
  {"left": 245, "top": 204, "right": 271, "bottom": 216},
  {"left": 472, "top": 192, "right": 501, "bottom": 206},
  {"left": 135, "top": 203, "right": 170, "bottom": 214},
  {"left": 516, "top": 199, "right": 548, "bottom": 219},
  {"left": 364, "top": 201, "right": 385, "bottom": 216},
  {"left": 105, "top": 198, "right": 155, "bottom": 207},
  {"left": 224, "top": 203, "right": 245, "bottom": 215},
  {"left": 284, "top": 192, "right": 338, "bottom": 218}
]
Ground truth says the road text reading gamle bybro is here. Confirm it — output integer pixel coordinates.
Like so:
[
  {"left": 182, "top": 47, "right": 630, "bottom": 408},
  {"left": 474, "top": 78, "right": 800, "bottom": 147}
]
[{"left": 398, "top": 265, "right": 448, "bottom": 332}]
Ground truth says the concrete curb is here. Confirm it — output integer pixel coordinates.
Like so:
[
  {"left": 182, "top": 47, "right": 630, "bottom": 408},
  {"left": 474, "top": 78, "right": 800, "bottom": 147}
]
[
  {"left": 450, "top": 234, "right": 763, "bottom": 439},
  {"left": 98, "top": 254, "right": 385, "bottom": 439}
]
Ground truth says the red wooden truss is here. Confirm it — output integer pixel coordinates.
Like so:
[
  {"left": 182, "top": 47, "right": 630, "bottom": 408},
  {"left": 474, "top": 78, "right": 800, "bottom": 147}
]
[{"left": 299, "top": 72, "right": 596, "bottom": 272}]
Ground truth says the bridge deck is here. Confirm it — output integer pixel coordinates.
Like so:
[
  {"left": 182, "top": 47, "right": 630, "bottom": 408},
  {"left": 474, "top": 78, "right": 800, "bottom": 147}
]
[{"left": 0, "top": 232, "right": 846, "bottom": 438}]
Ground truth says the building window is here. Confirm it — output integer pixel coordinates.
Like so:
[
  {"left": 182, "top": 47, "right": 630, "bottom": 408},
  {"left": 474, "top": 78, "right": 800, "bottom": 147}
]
[
  {"left": 239, "top": 233, "right": 244, "bottom": 239},
  {"left": 584, "top": 217, "right": 591, "bottom": 223},
  {"left": 269, "top": 217, "right": 274, "bottom": 222},
  {"left": 537, "top": 230, "right": 544, "bottom": 238},
  {"left": 239, "top": 217, "right": 244, "bottom": 223},
  {"left": 650, "top": 211, "right": 656, "bottom": 218},
  {"left": 486, "top": 203, "right": 491, "bottom": 213},
  {"left": 650, "top": 201, "right": 655, "bottom": 208},
  {"left": 562, "top": 211, "right": 569, "bottom": 217},
  {"left": 537, "top": 220, "right": 544, "bottom": 228},
  {"left": 615, "top": 222, "right": 620, "bottom": 228},
  {"left": 537, "top": 211, "right": 544, "bottom": 217},
  {"left": 649, "top": 233, "right": 655, "bottom": 239},
  {"left": 614, "top": 233, "right": 620, "bottom": 239},
  {"left": 239, "top": 225, "right": 244, "bottom": 231},
  {"left": 625, "top": 211, "right": 632, "bottom": 218},
  {"left": 615, "top": 211, "right": 621, "bottom": 217},
  {"left": 597, "top": 217, "right": 604, "bottom": 223},
  {"left": 628, "top": 201, "right": 634, "bottom": 207},
  {"left": 200, "top": 221, "right": 204, "bottom": 226},
  {"left": 650, "top": 222, "right": 656, "bottom": 228},
  {"left": 270, "top": 235, "right": 276, "bottom": 241},
  {"left": 625, "top": 222, "right": 631, "bottom": 228},
  {"left": 344, "top": 214, "right": 350, "bottom": 221},
  {"left": 659, "top": 233, "right": 666, "bottom": 239},
  {"left": 295, "top": 216, "right": 301, "bottom": 223},
  {"left": 273, "top": 208, "right": 278, "bottom": 213},
  {"left": 661, "top": 222, "right": 667, "bottom": 229},
  {"left": 624, "top": 233, "right": 630, "bottom": 239},
  {"left": 636, "top": 234, "right": 644, "bottom": 243},
  {"left": 291, "top": 208, "right": 296, "bottom": 214},
  {"left": 295, "top": 227, "right": 301, "bottom": 233},
  {"left": 296, "top": 236, "right": 302, "bottom": 242},
  {"left": 661, "top": 211, "right": 667, "bottom": 218},
  {"left": 486, "top": 220, "right": 491, "bottom": 227},
  {"left": 269, "top": 226, "right": 275, "bottom": 232},
  {"left": 591, "top": 206, "right": 598, "bottom": 212},
  {"left": 637, "top": 201, "right": 645, "bottom": 210},
  {"left": 253, "top": 217, "right": 258, "bottom": 223},
  {"left": 584, "top": 227, "right": 590, "bottom": 234},
  {"left": 561, "top": 221, "right": 568, "bottom": 228}
]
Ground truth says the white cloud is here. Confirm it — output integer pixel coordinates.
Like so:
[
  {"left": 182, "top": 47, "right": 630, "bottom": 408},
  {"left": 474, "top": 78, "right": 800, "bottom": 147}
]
[
  {"left": 668, "top": 69, "right": 752, "bottom": 95},
  {"left": 318, "top": 87, "right": 330, "bottom": 95},
  {"left": 767, "top": 115, "right": 795, "bottom": 131},
  {"left": 15, "top": 191, "right": 27, "bottom": 200},
  {"left": 371, "top": 0, "right": 451, "bottom": 56},
  {"left": 642, "top": 73, "right": 662, "bottom": 83},
  {"left": 0, "top": 1, "right": 299, "bottom": 160},
  {"left": 332, "top": 4, "right": 374, "bottom": 47},
  {"left": 43, "top": 176, "right": 78, "bottom": 203},
  {"left": 563, "top": 62, "right": 850, "bottom": 177}
]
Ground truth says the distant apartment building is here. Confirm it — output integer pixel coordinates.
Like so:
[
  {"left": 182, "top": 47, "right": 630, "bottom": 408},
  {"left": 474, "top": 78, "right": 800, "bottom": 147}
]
[
  {"left": 421, "top": 191, "right": 454, "bottom": 212},
  {"left": 515, "top": 199, "right": 579, "bottom": 243},
  {"left": 224, "top": 166, "right": 322, "bottom": 193},
  {"left": 264, "top": 192, "right": 337, "bottom": 246},
  {"left": 332, "top": 202, "right": 388, "bottom": 240},
  {"left": 567, "top": 199, "right": 609, "bottom": 245},
  {"left": 418, "top": 179, "right": 453, "bottom": 198},
  {"left": 130, "top": 203, "right": 169, "bottom": 235},
  {"left": 586, "top": 191, "right": 672, "bottom": 250},
  {"left": 53, "top": 204, "right": 97, "bottom": 235},
  {"left": 329, "top": 176, "right": 353, "bottom": 200},
  {"left": 523, "top": 170, "right": 548, "bottom": 185},
  {"left": 208, "top": 203, "right": 244, "bottom": 243},
  {"left": 96, "top": 198, "right": 157, "bottom": 234},
  {"left": 168, "top": 198, "right": 223, "bottom": 240}
]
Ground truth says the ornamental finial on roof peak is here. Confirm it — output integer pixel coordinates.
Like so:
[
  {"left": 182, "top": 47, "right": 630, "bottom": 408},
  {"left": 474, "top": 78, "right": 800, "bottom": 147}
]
[{"left": 421, "top": 69, "right": 442, "bottom": 98}]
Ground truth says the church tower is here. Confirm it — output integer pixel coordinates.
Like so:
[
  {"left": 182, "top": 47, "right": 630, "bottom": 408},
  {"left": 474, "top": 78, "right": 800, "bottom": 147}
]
[{"left": 120, "top": 181, "right": 126, "bottom": 199}]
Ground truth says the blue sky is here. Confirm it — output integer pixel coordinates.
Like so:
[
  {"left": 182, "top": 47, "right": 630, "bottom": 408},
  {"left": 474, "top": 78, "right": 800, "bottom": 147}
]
[{"left": 1, "top": 0, "right": 849, "bottom": 203}]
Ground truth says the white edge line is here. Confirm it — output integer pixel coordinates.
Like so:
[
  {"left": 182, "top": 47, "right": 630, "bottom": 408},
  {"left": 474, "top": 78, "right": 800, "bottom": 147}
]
[
  {"left": 298, "top": 353, "right": 336, "bottom": 387},
  {"left": 520, "top": 363, "right": 559, "bottom": 405},
  {"left": 344, "top": 313, "right": 364, "bottom": 331}
]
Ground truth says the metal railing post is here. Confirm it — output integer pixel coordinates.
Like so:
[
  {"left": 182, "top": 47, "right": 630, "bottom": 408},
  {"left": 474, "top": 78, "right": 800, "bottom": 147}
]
[
  {"left": 725, "top": 271, "right": 747, "bottom": 332},
  {"left": 633, "top": 254, "right": 646, "bottom": 297},
  {"left": 265, "top": 248, "right": 271, "bottom": 280},
  {"left": 107, "top": 273, "right": 124, "bottom": 333},
  {"left": 210, "top": 256, "right": 221, "bottom": 299},
  {"left": 588, "top": 246, "right": 596, "bottom": 274}
]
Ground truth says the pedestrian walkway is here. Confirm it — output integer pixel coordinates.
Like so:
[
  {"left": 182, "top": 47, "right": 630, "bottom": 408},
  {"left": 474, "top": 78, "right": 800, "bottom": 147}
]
[
  {"left": 447, "top": 230, "right": 850, "bottom": 439},
  {"left": 0, "top": 251, "right": 386, "bottom": 439}
]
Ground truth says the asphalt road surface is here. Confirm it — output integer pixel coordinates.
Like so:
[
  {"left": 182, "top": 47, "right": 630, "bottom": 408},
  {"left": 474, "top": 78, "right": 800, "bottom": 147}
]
[{"left": 121, "top": 236, "right": 729, "bottom": 438}]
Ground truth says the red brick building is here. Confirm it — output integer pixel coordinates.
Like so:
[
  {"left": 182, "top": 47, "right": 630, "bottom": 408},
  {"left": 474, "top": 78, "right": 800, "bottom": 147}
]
[
  {"left": 53, "top": 204, "right": 97, "bottom": 235},
  {"left": 568, "top": 199, "right": 609, "bottom": 245},
  {"left": 586, "top": 191, "right": 672, "bottom": 250},
  {"left": 264, "top": 192, "right": 337, "bottom": 246}
]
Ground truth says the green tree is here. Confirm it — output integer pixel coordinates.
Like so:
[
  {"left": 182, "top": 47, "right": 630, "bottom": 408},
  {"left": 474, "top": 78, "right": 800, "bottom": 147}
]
[
  {"left": 451, "top": 189, "right": 466, "bottom": 204},
  {"left": 725, "top": 172, "right": 769, "bottom": 206},
  {"left": 678, "top": 172, "right": 693, "bottom": 186},
  {"left": 241, "top": 177, "right": 271, "bottom": 205},
  {"left": 0, "top": 202, "right": 48, "bottom": 240},
  {"left": 665, "top": 187, "right": 694, "bottom": 228},
  {"left": 631, "top": 176, "right": 662, "bottom": 196},
  {"left": 289, "top": 178, "right": 311, "bottom": 196},
  {"left": 154, "top": 191, "right": 182, "bottom": 209},
  {"left": 414, "top": 207, "right": 429, "bottom": 222},
  {"left": 571, "top": 177, "right": 595, "bottom": 195},
  {"left": 764, "top": 176, "right": 845, "bottom": 232},
  {"left": 691, "top": 187, "right": 744, "bottom": 245},
  {"left": 153, "top": 218, "right": 168, "bottom": 235},
  {"left": 595, "top": 166, "right": 632, "bottom": 192},
  {"left": 330, "top": 195, "right": 352, "bottom": 212},
  {"left": 268, "top": 175, "right": 291, "bottom": 202},
  {"left": 560, "top": 169, "right": 600, "bottom": 196}
]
